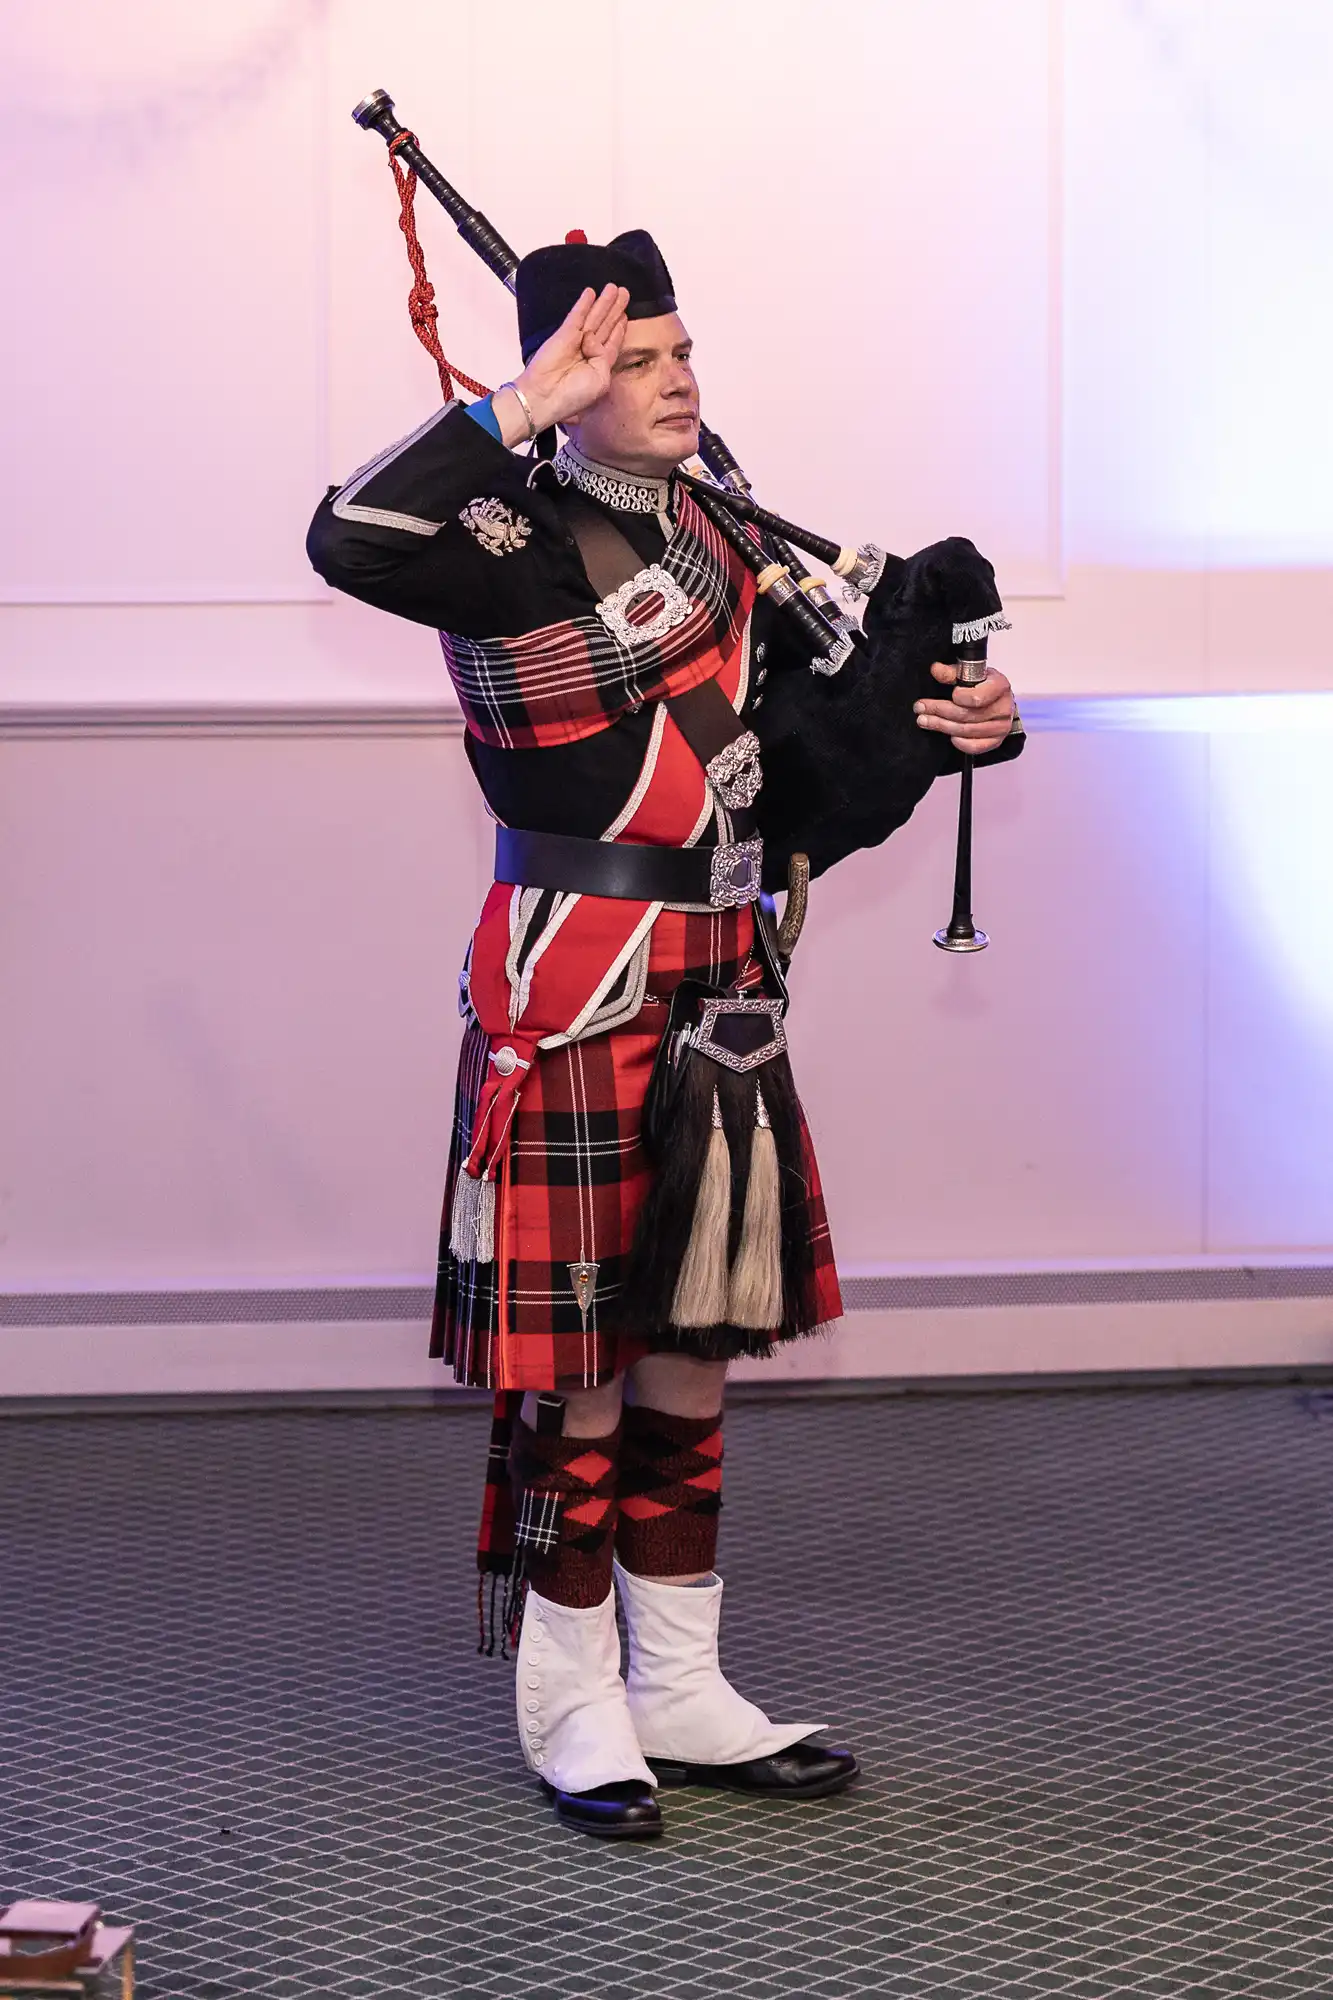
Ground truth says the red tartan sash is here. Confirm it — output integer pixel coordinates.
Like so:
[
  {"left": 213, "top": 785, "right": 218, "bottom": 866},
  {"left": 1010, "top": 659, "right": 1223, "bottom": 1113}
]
[
  {"left": 439, "top": 487, "right": 754, "bottom": 749},
  {"left": 458, "top": 583, "right": 754, "bottom": 1189}
]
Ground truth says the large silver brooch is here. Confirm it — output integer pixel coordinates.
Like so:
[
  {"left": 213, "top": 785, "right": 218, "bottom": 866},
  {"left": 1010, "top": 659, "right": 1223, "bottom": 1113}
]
[
  {"left": 705, "top": 730, "right": 764, "bottom": 810},
  {"left": 596, "top": 564, "right": 692, "bottom": 646},
  {"left": 459, "top": 497, "right": 532, "bottom": 556}
]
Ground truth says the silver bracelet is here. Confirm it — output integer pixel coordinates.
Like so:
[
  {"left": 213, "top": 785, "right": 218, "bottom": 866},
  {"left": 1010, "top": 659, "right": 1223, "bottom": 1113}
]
[{"left": 501, "top": 380, "right": 538, "bottom": 444}]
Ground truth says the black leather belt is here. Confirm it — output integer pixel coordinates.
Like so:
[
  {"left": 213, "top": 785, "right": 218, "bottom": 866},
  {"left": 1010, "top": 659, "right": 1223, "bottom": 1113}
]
[{"left": 495, "top": 826, "right": 764, "bottom": 910}]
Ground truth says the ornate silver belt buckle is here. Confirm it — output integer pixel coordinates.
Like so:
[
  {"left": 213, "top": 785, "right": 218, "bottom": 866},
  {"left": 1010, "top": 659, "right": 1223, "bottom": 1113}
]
[
  {"left": 596, "top": 564, "right": 693, "bottom": 646},
  {"left": 708, "top": 838, "right": 763, "bottom": 909},
  {"left": 692, "top": 996, "right": 787, "bottom": 1072}
]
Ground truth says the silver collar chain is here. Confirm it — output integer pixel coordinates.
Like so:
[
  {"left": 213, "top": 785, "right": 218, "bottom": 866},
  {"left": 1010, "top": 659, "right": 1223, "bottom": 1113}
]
[{"left": 553, "top": 440, "right": 673, "bottom": 516}]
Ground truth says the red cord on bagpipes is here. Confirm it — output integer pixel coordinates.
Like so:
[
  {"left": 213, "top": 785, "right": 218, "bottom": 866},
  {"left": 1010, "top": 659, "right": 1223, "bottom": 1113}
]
[{"left": 387, "top": 132, "right": 492, "bottom": 401}]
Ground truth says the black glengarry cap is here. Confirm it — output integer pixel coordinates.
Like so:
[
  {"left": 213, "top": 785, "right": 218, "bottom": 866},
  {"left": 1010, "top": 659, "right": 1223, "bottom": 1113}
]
[{"left": 516, "top": 228, "right": 676, "bottom": 362}]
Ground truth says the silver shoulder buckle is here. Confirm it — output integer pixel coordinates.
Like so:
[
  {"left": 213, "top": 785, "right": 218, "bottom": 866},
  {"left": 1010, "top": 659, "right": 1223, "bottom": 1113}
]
[
  {"left": 705, "top": 729, "right": 763, "bottom": 810},
  {"left": 596, "top": 564, "right": 692, "bottom": 646}
]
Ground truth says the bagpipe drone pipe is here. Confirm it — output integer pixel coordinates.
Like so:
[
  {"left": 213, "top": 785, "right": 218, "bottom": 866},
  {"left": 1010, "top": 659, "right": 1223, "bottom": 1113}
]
[{"left": 350, "top": 90, "right": 1010, "bottom": 948}]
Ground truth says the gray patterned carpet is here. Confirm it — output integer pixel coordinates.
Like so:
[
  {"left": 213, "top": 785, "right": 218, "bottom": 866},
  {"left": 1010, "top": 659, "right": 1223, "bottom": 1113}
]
[{"left": 3, "top": 1386, "right": 1332, "bottom": 1998}]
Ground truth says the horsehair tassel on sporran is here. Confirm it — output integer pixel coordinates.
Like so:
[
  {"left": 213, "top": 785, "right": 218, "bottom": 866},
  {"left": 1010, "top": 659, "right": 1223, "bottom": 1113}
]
[
  {"left": 663, "top": 1081, "right": 784, "bottom": 1335},
  {"left": 671, "top": 1090, "right": 732, "bottom": 1327},
  {"left": 621, "top": 1036, "right": 818, "bottom": 1354},
  {"left": 726, "top": 1086, "right": 782, "bottom": 1330}
]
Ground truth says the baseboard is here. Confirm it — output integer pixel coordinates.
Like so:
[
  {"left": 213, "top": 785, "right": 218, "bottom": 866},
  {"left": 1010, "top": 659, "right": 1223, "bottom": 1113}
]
[
  {"left": 4, "top": 1260, "right": 1333, "bottom": 1328},
  {"left": 5, "top": 1368, "right": 1333, "bottom": 1422},
  {"left": 729, "top": 1297, "right": 1333, "bottom": 1384},
  {"left": 1, "top": 1274, "right": 1330, "bottom": 1400}
]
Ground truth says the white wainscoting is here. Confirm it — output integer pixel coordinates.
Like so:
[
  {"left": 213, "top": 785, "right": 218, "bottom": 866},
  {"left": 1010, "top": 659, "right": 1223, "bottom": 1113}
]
[
  {"left": 2, "top": 700, "right": 1331, "bottom": 1397},
  {"left": 3, "top": 1301, "right": 1332, "bottom": 1402}
]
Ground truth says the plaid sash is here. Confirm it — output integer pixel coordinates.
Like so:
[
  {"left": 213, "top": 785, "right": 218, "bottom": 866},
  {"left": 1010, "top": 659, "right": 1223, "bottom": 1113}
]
[
  {"left": 460, "top": 602, "right": 752, "bottom": 1161},
  {"left": 439, "top": 486, "right": 754, "bottom": 749},
  {"left": 453, "top": 485, "right": 756, "bottom": 1154}
]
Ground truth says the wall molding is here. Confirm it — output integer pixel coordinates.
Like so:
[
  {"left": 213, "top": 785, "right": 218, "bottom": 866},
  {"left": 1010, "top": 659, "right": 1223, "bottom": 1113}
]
[
  {"left": 0, "top": 703, "right": 468, "bottom": 741},
  {"left": 5, "top": 692, "right": 1331, "bottom": 741},
  {"left": 4, "top": 1263, "right": 1332, "bottom": 1330}
]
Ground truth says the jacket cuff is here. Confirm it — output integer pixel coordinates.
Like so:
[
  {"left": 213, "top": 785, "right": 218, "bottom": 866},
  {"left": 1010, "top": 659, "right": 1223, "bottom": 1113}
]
[
  {"left": 938, "top": 723, "right": 1026, "bottom": 775},
  {"left": 464, "top": 395, "right": 504, "bottom": 442}
]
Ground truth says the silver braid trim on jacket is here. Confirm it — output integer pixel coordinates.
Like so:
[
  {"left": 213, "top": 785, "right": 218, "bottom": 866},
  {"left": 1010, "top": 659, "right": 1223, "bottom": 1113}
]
[{"left": 555, "top": 441, "right": 674, "bottom": 516}]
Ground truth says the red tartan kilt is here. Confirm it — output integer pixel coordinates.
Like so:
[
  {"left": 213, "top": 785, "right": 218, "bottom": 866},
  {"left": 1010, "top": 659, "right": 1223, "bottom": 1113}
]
[{"left": 430, "top": 906, "right": 842, "bottom": 1390}]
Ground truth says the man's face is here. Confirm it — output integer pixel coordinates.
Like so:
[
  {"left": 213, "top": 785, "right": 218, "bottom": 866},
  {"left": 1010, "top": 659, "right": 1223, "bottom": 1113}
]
[{"left": 567, "top": 312, "right": 700, "bottom": 476}]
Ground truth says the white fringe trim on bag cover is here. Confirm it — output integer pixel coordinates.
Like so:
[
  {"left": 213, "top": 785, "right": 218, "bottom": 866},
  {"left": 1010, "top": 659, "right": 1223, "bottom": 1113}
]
[{"left": 950, "top": 612, "right": 1011, "bottom": 645}]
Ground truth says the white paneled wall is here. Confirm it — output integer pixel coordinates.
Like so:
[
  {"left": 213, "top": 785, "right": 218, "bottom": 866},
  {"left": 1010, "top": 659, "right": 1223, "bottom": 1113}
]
[
  {"left": 1, "top": 1, "right": 328, "bottom": 606},
  {"left": 5, "top": 2, "right": 1330, "bottom": 705},
  {"left": 0, "top": 4, "right": 1330, "bottom": 1393},
  {"left": 611, "top": 0, "right": 1061, "bottom": 597},
  {"left": 0, "top": 725, "right": 487, "bottom": 1287},
  {"left": 1, "top": 716, "right": 1330, "bottom": 1284},
  {"left": 789, "top": 730, "right": 1210, "bottom": 1265}
]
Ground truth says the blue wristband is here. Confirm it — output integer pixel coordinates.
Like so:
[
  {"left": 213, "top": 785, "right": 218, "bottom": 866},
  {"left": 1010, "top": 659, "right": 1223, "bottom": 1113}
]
[{"left": 465, "top": 395, "right": 503, "bottom": 442}]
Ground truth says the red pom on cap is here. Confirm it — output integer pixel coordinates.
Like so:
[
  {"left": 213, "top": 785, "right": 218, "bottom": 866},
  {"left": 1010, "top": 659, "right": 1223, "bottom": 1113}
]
[{"left": 564, "top": 229, "right": 588, "bottom": 244}]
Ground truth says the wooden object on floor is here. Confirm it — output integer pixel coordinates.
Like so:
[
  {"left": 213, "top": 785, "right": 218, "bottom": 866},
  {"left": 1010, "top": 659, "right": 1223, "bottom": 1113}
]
[{"left": 0, "top": 1902, "right": 134, "bottom": 1997}]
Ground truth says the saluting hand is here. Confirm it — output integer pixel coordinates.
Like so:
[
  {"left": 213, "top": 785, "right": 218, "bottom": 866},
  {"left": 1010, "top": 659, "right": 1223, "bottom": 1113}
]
[
  {"left": 491, "top": 285, "right": 630, "bottom": 446},
  {"left": 914, "top": 663, "right": 1016, "bottom": 755}
]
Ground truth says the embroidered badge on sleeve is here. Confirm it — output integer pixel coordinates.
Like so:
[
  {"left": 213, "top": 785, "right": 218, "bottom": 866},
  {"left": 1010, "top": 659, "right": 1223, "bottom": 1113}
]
[{"left": 460, "top": 497, "right": 532, "bottom": 556}]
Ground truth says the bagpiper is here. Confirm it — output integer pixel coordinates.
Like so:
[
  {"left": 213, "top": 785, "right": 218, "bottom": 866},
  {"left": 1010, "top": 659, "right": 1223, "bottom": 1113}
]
[{"left": 307, "top": 228, "right": 1023, "bottom": 1840}]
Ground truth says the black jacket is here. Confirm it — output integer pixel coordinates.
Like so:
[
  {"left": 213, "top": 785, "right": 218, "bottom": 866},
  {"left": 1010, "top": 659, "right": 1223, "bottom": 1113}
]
[{"left": 306, "top": 404, "right": 1023, "bottom": 867}]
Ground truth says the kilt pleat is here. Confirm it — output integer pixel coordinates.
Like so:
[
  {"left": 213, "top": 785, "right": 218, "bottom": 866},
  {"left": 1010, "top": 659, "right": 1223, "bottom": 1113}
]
[{"left": 430, "top": 907, "right": 841, "bottom": 1389}]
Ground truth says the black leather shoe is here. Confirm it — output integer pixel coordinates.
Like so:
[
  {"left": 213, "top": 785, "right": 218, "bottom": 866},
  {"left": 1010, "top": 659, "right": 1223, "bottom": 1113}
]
[
  {"left": 649, "top": 1738, "right": 859, "bottom": 1799},
  {"left": 539, "top": 1778, "right": 664, "bottom": 1839}
]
